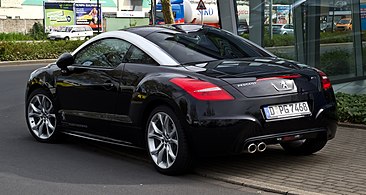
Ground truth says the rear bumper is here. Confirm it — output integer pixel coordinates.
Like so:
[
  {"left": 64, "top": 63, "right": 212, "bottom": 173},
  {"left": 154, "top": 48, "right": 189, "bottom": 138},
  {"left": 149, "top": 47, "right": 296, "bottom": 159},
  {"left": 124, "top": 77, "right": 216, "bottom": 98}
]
[{"left": 185, "top": 103, "right": 337, "bottom": 156}]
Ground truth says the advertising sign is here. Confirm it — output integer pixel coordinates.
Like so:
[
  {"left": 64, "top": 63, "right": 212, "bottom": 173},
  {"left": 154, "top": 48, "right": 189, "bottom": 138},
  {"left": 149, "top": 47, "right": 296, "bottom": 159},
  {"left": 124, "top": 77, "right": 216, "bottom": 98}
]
[
  {"left": 361, "top": 4, "right": 366, "bottom": 30},
  {"left": 75, "top": 3, "right": 102, "bottom": 32},
  {"left": 44, "top": 2, "right": 75, "bottom": 32}
]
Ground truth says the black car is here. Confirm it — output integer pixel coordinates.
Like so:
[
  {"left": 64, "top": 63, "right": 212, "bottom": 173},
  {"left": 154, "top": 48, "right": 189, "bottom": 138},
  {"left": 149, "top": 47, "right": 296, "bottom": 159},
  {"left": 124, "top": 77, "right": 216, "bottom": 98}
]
[{"left": 25, "top": 24, "right": 337, "bottom": 175}]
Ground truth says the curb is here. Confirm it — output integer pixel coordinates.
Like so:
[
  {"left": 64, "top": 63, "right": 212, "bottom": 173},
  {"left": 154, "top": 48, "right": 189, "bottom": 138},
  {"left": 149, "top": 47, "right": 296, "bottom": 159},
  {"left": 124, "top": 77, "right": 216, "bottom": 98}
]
[
  {"left": 338, "top": 122, "right": 366, "bottom": 130},
  {"left": 0, "top": 59, "right": 56, "bottom": 66},
  {"left": 195, "top": 171, "right": 324, "bottom": 195}
]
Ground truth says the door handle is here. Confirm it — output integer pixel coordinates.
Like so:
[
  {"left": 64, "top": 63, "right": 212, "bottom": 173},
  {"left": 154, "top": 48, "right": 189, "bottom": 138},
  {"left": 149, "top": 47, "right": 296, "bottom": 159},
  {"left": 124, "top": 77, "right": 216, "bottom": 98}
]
[{"left": 102, "top": 81, "right": 114, "bottom": 90}]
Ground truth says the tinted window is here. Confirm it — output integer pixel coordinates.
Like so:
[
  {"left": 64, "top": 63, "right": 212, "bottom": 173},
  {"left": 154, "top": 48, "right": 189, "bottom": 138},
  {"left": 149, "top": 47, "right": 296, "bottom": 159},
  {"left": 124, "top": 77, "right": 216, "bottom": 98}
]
[
  {"left": 74, "top": 38, "right": 131, "bottom": 68},
  {"left": 127, "top": 46, "right": 157, "bottom": 65},
  {"left": 146, "top": 27, "right": 272, "bottom": 64}
]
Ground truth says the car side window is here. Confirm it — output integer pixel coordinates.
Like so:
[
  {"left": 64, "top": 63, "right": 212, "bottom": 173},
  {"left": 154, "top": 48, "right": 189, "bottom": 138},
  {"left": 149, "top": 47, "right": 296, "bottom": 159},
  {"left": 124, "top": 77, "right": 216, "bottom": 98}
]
[
  {"left": 126, "top": 46, "right": 157, "bottom": 65},
  {"left": 74, "top": 38, "right": 131, "bottom": 68}
]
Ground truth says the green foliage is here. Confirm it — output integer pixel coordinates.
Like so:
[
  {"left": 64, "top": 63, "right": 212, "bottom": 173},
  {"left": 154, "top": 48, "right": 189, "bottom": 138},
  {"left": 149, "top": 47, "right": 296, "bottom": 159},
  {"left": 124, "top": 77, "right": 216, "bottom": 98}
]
[
  {"left": 0, "top": 40, "right": 84, "bottom": 61},
  {"left": 29, "top": 22, "right": 47, "bottom": 40},
  {"left": 319, "top": 31, "right": 354, "bottom": 44},
  {"left": 336, "top": 92, "right": 366, "bottom": 125},
  {"left": 264, "top": 34, "right": 295, "bottom": 47},
  {"left": 0, "top": 33, "right": 33, "bottom": 41},
  {"left": 241, "top": 33, "right": 295, "bottom": 47},
  {"left": 241, "top": 31, "right": 364, "bottom": 47}
]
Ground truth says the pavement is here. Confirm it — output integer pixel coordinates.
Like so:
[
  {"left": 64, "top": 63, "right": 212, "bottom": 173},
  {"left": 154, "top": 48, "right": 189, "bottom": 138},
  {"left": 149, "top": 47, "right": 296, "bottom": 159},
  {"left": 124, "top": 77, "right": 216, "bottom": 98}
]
[
  {"left": 333, "top": 80, "right": 366, "bottom": 95},
  {"left": 1, "top": 59, "right": 366, "bottom": 195},
  {"left": 195, "top": 125, "right": 366, "bottom": 195}
]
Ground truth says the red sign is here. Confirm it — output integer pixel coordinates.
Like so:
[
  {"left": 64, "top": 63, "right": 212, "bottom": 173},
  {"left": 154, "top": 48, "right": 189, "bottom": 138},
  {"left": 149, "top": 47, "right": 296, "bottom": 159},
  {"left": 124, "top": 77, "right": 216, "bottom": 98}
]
[{"left": 196, "top": 0, "right": 206, "bottom": 10}]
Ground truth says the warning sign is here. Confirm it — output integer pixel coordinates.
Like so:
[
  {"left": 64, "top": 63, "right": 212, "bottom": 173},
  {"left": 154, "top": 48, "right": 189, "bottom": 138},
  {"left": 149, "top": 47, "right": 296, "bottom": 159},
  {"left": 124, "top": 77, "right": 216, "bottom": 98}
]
[{"left": 196, "top": 0, "right": 206, "bottom": 10}]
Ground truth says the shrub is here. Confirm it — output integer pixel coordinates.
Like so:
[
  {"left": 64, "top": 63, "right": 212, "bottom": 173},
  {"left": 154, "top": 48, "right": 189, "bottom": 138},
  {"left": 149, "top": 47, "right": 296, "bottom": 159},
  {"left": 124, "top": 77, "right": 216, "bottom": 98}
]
[
  {"left": 0, "top": 40, "right": 84, "bottom": 61},
  {"left": 336, "top": 92, "right": 366, "bottom": 125},
  {"left": 319, "top": 31, "right": 353, "bottom": 44},
  {"left": 29, "top": 22, "right": 47, "bottom": 40}
]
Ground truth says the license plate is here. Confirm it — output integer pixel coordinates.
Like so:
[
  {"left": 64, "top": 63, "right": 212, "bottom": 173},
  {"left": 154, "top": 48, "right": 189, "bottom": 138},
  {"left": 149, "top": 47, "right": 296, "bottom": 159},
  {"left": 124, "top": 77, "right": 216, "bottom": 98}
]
[{"left": 263, "top": 102, "right": 311, "bottom": 120}]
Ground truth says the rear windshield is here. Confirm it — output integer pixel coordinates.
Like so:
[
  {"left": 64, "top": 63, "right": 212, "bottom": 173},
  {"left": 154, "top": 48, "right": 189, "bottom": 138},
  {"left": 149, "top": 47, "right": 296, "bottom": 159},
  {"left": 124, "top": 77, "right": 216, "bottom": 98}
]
[{"left": 145, "top": 27, "right": 273, "bottom": 64}]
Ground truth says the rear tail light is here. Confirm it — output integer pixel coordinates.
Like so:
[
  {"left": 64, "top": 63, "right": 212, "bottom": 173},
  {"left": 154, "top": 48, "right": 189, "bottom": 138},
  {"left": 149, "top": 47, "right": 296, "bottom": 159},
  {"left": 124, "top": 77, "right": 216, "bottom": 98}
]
[
  {"left": 170, "top": 78, "right": 234, "bottom": 101},
  {"left": 317, "top": 70, "right": 331, "bottom": 90}
]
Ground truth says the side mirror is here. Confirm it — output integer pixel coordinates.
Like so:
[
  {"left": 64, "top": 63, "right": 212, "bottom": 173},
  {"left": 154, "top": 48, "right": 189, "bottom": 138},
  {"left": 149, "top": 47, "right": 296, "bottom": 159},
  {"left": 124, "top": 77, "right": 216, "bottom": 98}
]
[{"left": 56, "top": 53, "right": 74, "bottom": 70}]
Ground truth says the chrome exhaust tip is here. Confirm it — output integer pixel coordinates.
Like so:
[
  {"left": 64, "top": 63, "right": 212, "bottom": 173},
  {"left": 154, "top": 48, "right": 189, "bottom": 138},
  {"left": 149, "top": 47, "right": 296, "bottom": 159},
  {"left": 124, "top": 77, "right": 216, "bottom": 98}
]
[
  {"left": 247, "top": 143, "right": 257, "bottom": 153},
  {"left": 257, "top": 142, "right": 267, "bottom": 152}
]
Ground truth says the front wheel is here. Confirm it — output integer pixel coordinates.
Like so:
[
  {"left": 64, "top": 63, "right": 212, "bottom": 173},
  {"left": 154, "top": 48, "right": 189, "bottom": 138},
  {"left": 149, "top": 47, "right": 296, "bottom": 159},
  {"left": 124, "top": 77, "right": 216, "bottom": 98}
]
[
  {"left": 280, "top": 137, "right": 327, "bottom": 155},
  {"left": 26, "top": 89, "right": 60, "bottom": 143},
  {"left": 146, "top": 106, "right": 192, "bottom": 175}
]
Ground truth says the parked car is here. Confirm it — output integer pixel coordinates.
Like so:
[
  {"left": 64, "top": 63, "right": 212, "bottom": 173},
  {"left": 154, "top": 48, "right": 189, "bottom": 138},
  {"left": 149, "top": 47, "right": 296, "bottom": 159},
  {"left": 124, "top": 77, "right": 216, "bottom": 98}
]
[
  {"left": 335, "top": 18, "right": 352, "bottom": 31},
  {"left": 47, "top": 25, "right": 93, "bottom": 40},
  {"left": 272, "top": 24, "right": 294, "bottom": 35},
  {"left": 26, "top": 24, "right": 337, "bottom": 175},
  {"left": 320, "top": 21, "right": 336, "bottom": 32}
]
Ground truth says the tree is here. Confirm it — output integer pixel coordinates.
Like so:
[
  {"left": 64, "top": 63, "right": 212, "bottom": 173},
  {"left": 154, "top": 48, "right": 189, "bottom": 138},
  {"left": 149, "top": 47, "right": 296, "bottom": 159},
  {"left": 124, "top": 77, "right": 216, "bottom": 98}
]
[{"left": 161, "top": 0, "right": 175, "bottom": 24}]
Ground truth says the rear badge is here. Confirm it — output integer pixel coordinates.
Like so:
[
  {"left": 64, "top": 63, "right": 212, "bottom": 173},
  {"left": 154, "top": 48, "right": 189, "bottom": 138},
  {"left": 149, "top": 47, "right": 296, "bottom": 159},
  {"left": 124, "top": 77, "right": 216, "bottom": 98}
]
[
  {"left": 237, "top": 82, "right": 256, "bottom": 88},
  {"left": 271, "top": 80, "right": 297, "bottom": 92}
]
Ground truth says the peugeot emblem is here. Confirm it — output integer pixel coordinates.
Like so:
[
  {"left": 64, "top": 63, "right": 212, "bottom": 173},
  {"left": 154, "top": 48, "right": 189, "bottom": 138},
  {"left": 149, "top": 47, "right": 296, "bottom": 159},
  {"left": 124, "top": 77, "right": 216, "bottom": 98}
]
[
  {"left": 271, "top": 80, "right": 296, "bottom": 92},
  {"left": 280, "top": 81, "right": 289, "bottom": 89}
]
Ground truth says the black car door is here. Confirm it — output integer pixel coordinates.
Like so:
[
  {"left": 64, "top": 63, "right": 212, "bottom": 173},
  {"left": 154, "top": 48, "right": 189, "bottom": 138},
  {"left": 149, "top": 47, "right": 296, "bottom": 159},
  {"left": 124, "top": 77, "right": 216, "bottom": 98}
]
[
  {"left": 116, "top": 45, "right": 160, "bottom": 145},
  {"left": 56, "top": 38, "right": 131, "bottom": 137}
]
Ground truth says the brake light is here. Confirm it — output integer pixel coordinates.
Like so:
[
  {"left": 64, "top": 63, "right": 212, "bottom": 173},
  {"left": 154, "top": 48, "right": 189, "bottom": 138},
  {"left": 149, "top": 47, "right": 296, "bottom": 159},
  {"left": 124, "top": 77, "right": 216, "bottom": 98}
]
[
  {"left": 317, "top": 70, "right": 331, "bottom": 90},
  {"left": 256, "top": 74, "right": 301, "bottom": 82},
  {"left": 170, "top": 78, "right": 234, "bottom": 101}
]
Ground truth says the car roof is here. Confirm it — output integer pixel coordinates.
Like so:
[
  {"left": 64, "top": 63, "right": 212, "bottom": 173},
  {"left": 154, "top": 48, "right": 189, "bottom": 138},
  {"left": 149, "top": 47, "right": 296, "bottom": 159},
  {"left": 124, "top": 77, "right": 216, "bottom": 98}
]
[{"left": 124, "top": 24, "right": 207, "bottom": 37}]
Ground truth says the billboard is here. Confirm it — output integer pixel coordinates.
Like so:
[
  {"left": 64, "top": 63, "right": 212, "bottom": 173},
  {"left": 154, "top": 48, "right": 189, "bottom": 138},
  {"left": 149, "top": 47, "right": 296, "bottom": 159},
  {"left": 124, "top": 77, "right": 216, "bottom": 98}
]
[
  {"left": 361, "top": 4, "right": 366, "bottom": 31},
  {"left": 75, "top": 3, "right": 102, "bottom": 32},
  {"left": 44, "top": 2, "right": 75, "bottom": 32}
]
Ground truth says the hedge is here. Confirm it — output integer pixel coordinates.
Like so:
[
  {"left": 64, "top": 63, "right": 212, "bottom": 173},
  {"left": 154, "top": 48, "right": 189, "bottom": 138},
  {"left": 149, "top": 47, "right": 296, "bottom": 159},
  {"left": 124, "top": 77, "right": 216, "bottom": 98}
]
[
  {"left": 0, "top": 40, "right": 84, "bottom": 61},
  {"left": 242, "top": 31, "right": 366, "bottom": 47},
  {"left": 335, "top": 93, "right": 366, "bottom": 125}
]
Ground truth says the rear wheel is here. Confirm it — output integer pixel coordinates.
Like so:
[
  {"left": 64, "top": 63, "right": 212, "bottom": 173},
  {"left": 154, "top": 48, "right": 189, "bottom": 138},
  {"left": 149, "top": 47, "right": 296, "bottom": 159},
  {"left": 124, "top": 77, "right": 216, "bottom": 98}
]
[
  {"left": 26, "top": 89, "right": 60, "bottom": 143},
  {"left": 146, "top": 106, "right": 192, "bottom": 175},
  {"left": 64, "top": 37, "right": 70, "bottom": 40},
  {"left": 280, "top": 137, "right": 327, "bottom": 155}
]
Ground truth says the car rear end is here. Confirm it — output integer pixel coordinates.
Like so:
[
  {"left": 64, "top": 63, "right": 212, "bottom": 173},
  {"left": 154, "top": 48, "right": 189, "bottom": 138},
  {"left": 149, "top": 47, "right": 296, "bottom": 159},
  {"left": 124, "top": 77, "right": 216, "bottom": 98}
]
[
  {"left": 176, "top": 59, "right": 337, "bottom": 156},
  {"left": 272, "top": 25, "right": 283, "bottom": 34}
]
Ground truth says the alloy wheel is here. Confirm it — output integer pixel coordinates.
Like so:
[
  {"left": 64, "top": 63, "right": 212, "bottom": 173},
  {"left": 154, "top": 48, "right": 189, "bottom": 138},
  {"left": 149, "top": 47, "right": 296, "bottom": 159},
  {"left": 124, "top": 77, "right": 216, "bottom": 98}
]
[
  {"left": 147, "top": 112, "right": 179, "bottom": 169},
  {"left": 27, "top": 94, "right": 57, "bottom": 140}
]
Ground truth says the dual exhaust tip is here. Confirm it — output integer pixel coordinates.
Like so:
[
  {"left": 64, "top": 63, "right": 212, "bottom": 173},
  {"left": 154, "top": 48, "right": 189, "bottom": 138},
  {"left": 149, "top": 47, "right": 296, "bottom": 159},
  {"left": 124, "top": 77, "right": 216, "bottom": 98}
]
[{"left": 247, "top": 142, "right": 267, "bottom": 153}]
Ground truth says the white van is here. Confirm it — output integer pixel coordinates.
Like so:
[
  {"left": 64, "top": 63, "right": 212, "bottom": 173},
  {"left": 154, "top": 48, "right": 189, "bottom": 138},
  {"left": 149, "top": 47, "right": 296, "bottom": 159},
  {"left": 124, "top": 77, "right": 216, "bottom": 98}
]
[{"left": 48, "top": 25, "right": 94, "bottom": 40}]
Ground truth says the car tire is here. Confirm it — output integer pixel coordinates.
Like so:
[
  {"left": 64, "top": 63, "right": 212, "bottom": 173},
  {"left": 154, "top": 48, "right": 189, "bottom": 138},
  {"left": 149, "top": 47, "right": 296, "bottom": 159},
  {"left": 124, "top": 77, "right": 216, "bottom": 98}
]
[
  {"left": 280, "top": 137, "right": 327, "bottom": 155},
  {"left": 85, "top": 36, "right": 90, "bottom": 40},
  {"left": 146, "top": 106, "right": 192, "bottom": 175},
  {"left": 64, "top": 37, "right": 70, "bottom": 40},
  {"left": 26, "top": 89, "right": 60, "bottom": 143}
]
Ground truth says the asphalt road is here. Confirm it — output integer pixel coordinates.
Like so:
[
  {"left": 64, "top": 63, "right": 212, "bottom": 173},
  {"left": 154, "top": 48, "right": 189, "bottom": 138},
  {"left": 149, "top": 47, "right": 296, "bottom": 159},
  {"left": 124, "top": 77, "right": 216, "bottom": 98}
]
[{"left": 0, "top": 64, "right": 276, "bottom": 195}]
